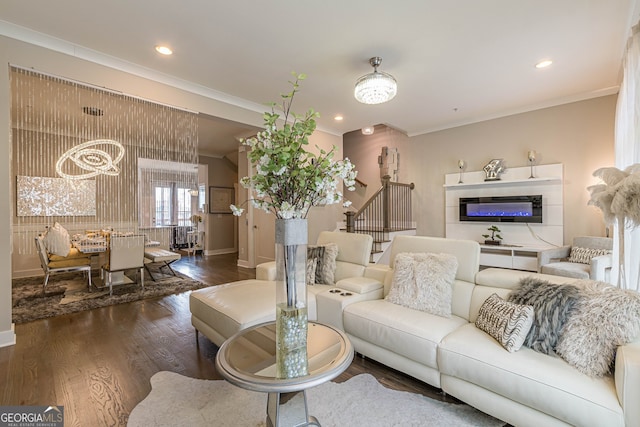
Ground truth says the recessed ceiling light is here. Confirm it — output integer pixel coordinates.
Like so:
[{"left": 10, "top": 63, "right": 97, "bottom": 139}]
[
  {"left": 334, "top": 115, "right": 344, "bottom": 121},
  {"left": 361, "top": 126, "right": 374, "bottom": 135},
  {"left": 535, "top": 60, "right": 553, "bottom": 69},
  {"left": 155, "top": 45, "right": 173, "bottom": 55}
]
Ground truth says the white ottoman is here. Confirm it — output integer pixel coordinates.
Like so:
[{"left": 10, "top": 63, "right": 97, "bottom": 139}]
[
  {"left": 143, "top": 248, "right": 181, "bottom": 280},
  {"left": 189, "top": 279, "right": 333, "bottom": 346}
]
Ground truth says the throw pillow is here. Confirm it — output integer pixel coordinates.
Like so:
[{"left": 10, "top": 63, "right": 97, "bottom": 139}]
[
  {"left": 475, "top": 293, "right": 535, "bottom": 353},
  {"left": 43, "top": 222, "right": 71, "bottom": 257},
  {"left": 568, "top": 247, "right": 611, "bottom": 264},
  {"left": 556, "top": 280, "right": 640, "bottom": 377},
  {"left": 307, "top": 243, "right": 338, "bottom": 285},
  {"left": 385, "top": 252, "right": 458, "bottom": 318},
  {"left": 305, "top": 258, "right": 317, "bottom": 285},
  {"left": 507, "top": 277, "right": 581, "bottom": 354}
]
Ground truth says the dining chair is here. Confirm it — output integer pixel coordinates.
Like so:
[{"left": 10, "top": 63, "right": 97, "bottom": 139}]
[
  {"left": 34, "top": 234, "right": 92, "bottom": 292},
  {"left": 102, "top": 234, "right": 146, "bottom": 295}
]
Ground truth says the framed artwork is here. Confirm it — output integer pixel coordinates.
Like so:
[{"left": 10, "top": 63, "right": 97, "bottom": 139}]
[
  {"left": 17, "top": 175, "right": 96, "bottom": 216},
  {"left": 209, "top": 186, "right": 234, "bottom": 214}
]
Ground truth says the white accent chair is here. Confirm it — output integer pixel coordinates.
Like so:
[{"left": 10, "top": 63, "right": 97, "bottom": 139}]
[
  {"left": 35, "top": 234, "right": 92, "bottom": 292},
  {"left": 537, "top": 236, "right": 613, "bottom": 282},
  {"left": 102, "top": 234, "right": 145, "bottom": 295}
]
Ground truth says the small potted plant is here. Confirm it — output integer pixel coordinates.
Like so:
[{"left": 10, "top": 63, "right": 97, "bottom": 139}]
[{"left": 482, "top": 225, "right": 503, "bottom": 245}]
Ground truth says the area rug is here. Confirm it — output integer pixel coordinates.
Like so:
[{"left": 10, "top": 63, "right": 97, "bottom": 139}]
[
  {"left": 12, "top": 267, "right": 210, "bottom": 324},
  {"left": 127, "top": 371, "right": 502, "bottom": 427}
]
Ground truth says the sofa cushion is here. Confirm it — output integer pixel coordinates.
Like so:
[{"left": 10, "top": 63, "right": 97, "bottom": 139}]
[
  {"left": 556, "top": 280, "right": 640, "bottom": 377},
  {"left": 439, "top": 323, "right": 625, "bottom": 427},
  {"left": 507, "top": 277, "right": 581, "bottom": 354},
  {"left": 475, "top": 293, "right": 534, "bottom": 352},
  {"left": 343, "top": 299, "right": 467, "bottom": 369},
  {"left": 385, "top": 252, "right": 458, "bottom": 318}
]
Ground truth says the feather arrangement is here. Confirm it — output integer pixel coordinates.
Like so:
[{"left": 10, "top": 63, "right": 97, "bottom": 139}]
[{"left": 587, "top": 163, "right": 640, "bottom": 289}]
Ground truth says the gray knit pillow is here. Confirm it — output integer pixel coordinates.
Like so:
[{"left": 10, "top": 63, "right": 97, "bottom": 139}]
[
  {"left": 556, "top": 280, "right": 640, "bottom": 377},
  {"left": 507, "top": 277, "right": 582, "bottom": 354},
  {"left": 568, "top": 247, "right": 611, "bottom": 264},
  {"left": 476, "top": 293, "right": 535, "bottom": 353}
]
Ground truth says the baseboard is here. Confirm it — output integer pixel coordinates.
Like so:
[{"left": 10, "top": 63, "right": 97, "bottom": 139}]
[
  {"left": 204, "top": 248, "right": 236, "bottom": 256},
  {"left": 237, "top": 259, "right": 252, "bottom": 268},
  {"left": 12, "top": 268, "right": 42, "bottom": 279},
  {"left": 0, "top": 324, "right": 16, "bottom": 348}
]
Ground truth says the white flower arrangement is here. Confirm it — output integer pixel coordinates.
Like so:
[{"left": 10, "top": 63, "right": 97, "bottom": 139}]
[{"left": 231, "top": 74, "right": 357, "bottom": 219}]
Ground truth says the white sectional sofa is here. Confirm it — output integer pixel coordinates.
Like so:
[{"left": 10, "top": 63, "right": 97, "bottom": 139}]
[
  {"left": 190, "top": 233, "right": 640, "bottom": 426},
  {"left": 330, "top": 235, "right": 640, "bottom": 427}
]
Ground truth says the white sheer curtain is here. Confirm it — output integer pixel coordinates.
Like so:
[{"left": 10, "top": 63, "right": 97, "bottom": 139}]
[{"left": 613, "top": 22, "right": 640, "bottom": 291}]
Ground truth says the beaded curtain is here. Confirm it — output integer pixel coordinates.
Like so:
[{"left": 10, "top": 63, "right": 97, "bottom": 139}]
[{"left": 11, "top": 67, "right": 199, "bottom": 254}]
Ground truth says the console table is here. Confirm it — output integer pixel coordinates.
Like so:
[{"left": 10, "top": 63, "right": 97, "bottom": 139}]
[
  {"left": 480, "top": 244, "right": 552, "bottom": 271},
  {"left": 215, "top": 321, "right": 354, "bottom": 427}
]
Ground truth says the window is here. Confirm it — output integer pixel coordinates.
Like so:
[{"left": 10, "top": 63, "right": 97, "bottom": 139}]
[
  {"left": 151, "top": 183, "right": 193, "bottom": 227},
  {"left": 154, "top": 185, "right": 171, "bottom": 226},
  {"left": 138, "top": 158, "right": 199, "bottom": 228},
  {"left": 176, "top": 187, "right": 192, "bottom": 226}
]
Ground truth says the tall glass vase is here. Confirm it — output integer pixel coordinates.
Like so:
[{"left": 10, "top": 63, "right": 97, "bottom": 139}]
[{"left": 275, "top": 218, "right": 308, "bottom": 379}]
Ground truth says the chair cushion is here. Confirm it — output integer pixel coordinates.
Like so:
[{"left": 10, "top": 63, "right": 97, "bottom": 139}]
[
  {"left": 48, "top": 256, "right": 91, "bottom": 269},
  {"left": 48, "top": 247, "right": 90, "bottom": 262},
  {"left": 541, "top": 262, "right": 590, "bottom": 279}
]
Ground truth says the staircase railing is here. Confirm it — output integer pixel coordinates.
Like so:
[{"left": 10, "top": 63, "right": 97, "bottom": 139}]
[{"left": 345, "top": 176, "right": 415, "bottom": 242}]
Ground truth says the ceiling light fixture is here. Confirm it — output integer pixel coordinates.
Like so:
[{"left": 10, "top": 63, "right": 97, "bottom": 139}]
[
  {"left": 155, "top": 45, "right": 173, "bottom": 55},
  {"left": 361, "top": 126, "right": 375, "bottom": 135},
  {"left": 354, "top": 57, "right": 397, "bottom": 105},
  {"left": 535, "top": 59, "right": 553, "bottom": 69},
  {"left": 334, "top": 115, "right": 344, "bottom": 121},
  {"left": 56, "top": 139, "right": 125, "bottom": 180}
]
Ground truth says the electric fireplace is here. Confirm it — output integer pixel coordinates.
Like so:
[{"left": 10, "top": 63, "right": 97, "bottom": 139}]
[{"left": 459, "top": 195, "right": 542, "bottom": 223}]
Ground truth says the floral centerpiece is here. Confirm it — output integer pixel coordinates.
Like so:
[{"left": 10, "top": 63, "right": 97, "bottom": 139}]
[
  {"left": 231, "top": 74, "right": 356, "bottom": 218},
  {"left": 231, "top": 73, "right": 357, "bottom": 378}
]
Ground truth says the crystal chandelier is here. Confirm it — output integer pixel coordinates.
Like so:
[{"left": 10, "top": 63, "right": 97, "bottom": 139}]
[{"left": 354, "top": 57, "right": 397, "bottom": 105}]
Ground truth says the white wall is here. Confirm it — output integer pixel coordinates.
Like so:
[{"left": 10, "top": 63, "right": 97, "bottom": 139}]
[{"left": 344, "top": 95, "right": 616, "bottom": 245}]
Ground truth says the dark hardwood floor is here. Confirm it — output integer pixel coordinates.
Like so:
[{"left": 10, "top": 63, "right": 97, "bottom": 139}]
[{"left": 1, "top": 252, "right": 470, "bottom": 426}]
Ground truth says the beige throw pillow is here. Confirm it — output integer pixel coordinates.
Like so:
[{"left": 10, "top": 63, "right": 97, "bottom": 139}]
[
  {"left": 43, "top": 222, "right": 71, "bottom": 257},
  {"left": 385, "top": 252, "right": 458, "bottom": 318}
]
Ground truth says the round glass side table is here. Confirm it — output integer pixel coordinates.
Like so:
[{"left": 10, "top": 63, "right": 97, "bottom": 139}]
[{"left": 215, "top": 321, "right": 354, "bottom": 426}]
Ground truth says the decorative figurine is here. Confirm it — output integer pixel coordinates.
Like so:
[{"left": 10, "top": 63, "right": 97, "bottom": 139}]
[{"left": 483, "top": 159, "right": 507, "bottom": 181}]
